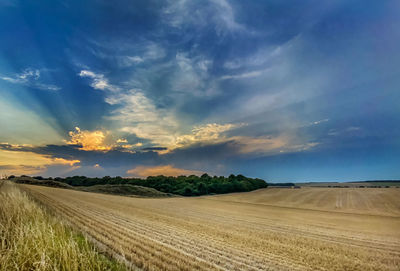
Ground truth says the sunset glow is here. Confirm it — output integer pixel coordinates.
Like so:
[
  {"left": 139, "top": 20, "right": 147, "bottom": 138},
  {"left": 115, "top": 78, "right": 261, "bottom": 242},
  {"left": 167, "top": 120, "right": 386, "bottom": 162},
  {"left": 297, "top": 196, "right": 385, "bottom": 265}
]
[{"left": 1, "top": 1, "right": 399, "bottom": 180}]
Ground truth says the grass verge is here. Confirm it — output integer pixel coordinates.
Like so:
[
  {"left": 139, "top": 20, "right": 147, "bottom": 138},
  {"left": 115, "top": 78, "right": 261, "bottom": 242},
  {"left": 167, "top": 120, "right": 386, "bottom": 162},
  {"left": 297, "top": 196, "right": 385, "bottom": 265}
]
[{"left": 0, "top": 181, "right": 126, "bottom": 271}]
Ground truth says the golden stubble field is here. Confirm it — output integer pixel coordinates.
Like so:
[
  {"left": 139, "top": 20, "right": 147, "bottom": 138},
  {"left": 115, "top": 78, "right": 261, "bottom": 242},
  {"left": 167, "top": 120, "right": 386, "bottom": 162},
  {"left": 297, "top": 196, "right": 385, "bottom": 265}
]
[{"left": 20, "top": 184, "right": 400, "bottom": 271}]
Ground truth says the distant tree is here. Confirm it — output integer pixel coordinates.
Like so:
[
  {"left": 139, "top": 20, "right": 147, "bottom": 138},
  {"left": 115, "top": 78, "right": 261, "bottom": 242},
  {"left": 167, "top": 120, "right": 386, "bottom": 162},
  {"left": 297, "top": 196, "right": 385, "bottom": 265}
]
[
  {"left": 236, "top": 174, "right": 246, "bottom": 181},
  {"left": 197, "top": 182, "right": 208, "bottom": 195},
  {"left": 183, "top": 187, "right": 193, "bottom": 196},
  {"left": 201, "top": 173, "right": 210, "bottom": 179}
]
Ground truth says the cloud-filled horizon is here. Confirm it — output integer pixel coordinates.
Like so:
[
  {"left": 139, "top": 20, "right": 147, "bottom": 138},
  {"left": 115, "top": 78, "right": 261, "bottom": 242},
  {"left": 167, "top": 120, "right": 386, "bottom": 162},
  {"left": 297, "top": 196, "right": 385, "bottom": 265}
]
[{"left": 1, "top": 0, "right": 399, "bottom": 181}]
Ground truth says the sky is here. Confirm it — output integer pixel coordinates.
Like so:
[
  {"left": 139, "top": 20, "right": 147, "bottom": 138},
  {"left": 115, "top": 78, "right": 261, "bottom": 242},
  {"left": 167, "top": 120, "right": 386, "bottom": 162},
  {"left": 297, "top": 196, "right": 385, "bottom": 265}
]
[{"left": 0, "top": 0, "right": 399, "bottom": 181}]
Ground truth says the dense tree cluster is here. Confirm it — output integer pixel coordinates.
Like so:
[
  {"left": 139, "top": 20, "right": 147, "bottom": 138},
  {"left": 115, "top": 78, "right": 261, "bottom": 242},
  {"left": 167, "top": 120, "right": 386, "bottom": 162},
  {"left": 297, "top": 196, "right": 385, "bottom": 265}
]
[{"left": 36, "top": 174, "right": 268, "bottom": 196}]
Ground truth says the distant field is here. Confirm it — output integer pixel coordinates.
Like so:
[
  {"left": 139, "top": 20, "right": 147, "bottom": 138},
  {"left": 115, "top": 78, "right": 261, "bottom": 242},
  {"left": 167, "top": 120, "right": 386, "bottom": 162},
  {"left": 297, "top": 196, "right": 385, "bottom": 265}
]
[
  {"left": 21, "top": 185, "right": 400, "bottom": 270},
  {"left": 211, "top": 187, "right": 400, "bottom": 216},
  {"left": 297, "top": 181, "right": 400, "bottom": 187}
]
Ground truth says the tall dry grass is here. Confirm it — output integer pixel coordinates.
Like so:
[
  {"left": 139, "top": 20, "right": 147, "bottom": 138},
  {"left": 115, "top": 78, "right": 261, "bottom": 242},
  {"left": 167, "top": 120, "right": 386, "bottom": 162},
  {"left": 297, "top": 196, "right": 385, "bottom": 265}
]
[{"left": 0, "top": 181, "right": 126, "bottom": 271}]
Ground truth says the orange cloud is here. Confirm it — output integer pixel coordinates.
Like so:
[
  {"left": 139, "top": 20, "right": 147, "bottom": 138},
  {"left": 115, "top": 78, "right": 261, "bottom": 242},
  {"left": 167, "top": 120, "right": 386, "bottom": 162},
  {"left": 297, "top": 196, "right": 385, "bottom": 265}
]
[
  {"left": 127, "top": 165, "right": 203, "bottom": 177},
  {"left": 65, "top": 127, "right": 112, "bottom": 151},
  {"left": 0, "top": 149, "right": 80, "bottom": 176},
  {"left": 53, "top": 157, "right": 81, "bottom": 166},
  {"left": 0, "top": 165, "right": 45, "bottom": 176},
  {"left": 120, "top": 142, "right": 143, "bottom": 149}
]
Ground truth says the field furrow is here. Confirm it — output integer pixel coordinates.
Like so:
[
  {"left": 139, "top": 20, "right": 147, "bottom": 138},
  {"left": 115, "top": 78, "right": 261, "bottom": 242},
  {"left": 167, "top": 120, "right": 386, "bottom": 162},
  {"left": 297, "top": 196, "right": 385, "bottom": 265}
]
[
  {"left": 21, "top": 185, "right": 400, "bottom": 271},
  {"left": 27, "top": 189, "right": 221, "bottom": 271}
]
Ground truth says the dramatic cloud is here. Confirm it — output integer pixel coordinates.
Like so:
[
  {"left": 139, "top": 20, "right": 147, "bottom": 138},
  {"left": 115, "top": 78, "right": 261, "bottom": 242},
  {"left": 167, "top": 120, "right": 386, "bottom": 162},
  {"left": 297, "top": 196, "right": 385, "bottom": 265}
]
[
  {"left": 65, "top": 127, "right": 113, "bottom": 151},
  {"left": 0, "top": 1, "right": 398, "bottom": 180},
  {"left": 109, "top": 91, "right": 178, "bottom": 149},
  {"left": 127, "top": 164, "right": 203, "bottom": 177},
  {"left": 91, "top": 69, "right": 239, "bottom": 151}
]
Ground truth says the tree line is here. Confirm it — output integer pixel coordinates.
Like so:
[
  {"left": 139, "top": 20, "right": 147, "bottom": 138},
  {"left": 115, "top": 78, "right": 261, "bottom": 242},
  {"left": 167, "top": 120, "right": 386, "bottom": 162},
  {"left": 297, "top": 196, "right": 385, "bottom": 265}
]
[{"left": 11, "top": 174, "right": 268, "bottom": 196}]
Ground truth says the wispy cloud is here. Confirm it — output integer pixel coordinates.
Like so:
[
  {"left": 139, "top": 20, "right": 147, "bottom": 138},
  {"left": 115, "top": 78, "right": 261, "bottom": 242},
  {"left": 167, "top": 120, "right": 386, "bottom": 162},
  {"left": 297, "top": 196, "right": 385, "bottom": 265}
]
[
  {"left": 328, "top": 126, "right": 362, "bottom": 137},
  {"left": 79, "top": 69, "right": 119, "bottom": 91},
  {"left": 223, "top": 42, "right": 288, "bottom": 70},
  {"left": 225, "top": 134, "right": 319, "bottom": 156},
  {"left": 220, "top": 69, "right": 266, "bottom": 80},
  {"left": 112, "top": 43, "right": 165, "bottom": 68},
  {"left": 174, "top": 123, "right": 242, "bottom": 149},
  {"left": 162, "top": 0, "right": 249, "bottom": 36},
  {"left": 0, "top": 68, "right": 60, "bottom": 91},
  {"left": 309, "top": 118, "right": 329, "bottom": 126},
  {"left": 85, "top": 40, "right": 166, "bottom": 68},
  {"left": 172, "top": 52, "right": 215, "bottom": 96},
  {"left": 108, "top": 89, "right": 179, "bottom": 148},
  {"left": 117, "top": 56, "right": 144, "bottom": 67},
  {"left": 209, "top": 0, "right": 246, "bottom": 33}
]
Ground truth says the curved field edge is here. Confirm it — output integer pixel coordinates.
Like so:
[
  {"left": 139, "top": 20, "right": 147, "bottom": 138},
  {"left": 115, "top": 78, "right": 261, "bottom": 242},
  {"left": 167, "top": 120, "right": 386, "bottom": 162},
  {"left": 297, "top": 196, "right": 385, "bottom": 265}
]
[
  {"left": 11, "top": 176, "right": 174, "bottom": 198},
  {"left": 0, "top": 180, "right": 127, "bottom": 271}
]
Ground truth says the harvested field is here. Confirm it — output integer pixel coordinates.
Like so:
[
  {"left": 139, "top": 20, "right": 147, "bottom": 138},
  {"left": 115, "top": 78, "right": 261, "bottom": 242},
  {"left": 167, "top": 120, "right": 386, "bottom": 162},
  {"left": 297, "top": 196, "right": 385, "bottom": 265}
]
[
  {"left": 21, "top": 184, "right": 400, "bottom": 271},
  {"left": 211, "top": 187, "right": 400, "bottom": 216}
]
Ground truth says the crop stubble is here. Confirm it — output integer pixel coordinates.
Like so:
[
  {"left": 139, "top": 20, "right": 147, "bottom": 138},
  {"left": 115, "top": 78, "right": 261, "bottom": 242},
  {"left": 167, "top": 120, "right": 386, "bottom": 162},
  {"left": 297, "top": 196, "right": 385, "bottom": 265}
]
[{"left": 21, "top": 185, "right": 400, "bottom": 271}]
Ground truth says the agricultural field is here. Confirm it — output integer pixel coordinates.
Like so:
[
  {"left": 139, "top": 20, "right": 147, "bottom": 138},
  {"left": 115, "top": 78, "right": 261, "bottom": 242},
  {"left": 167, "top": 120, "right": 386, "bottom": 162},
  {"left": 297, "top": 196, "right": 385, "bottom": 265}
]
[
  {"left": 19, "top": 184, "right": 400, "bottom": 271},
  {"left": 211, "top": 187, "right": 400, "bottom": 216},
  {"left": 0, "top": 181, "right": 125, "bottom": 271},
  {"left": 297, "top": 181, "right": 400, "bottom": 188}
]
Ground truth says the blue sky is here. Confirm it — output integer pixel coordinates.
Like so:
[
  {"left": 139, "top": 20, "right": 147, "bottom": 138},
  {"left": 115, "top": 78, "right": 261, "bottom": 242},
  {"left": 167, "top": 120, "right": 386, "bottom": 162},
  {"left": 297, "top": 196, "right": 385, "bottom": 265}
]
[{"left": 0, "top": 0, "right": 399, "bottom": 181}]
